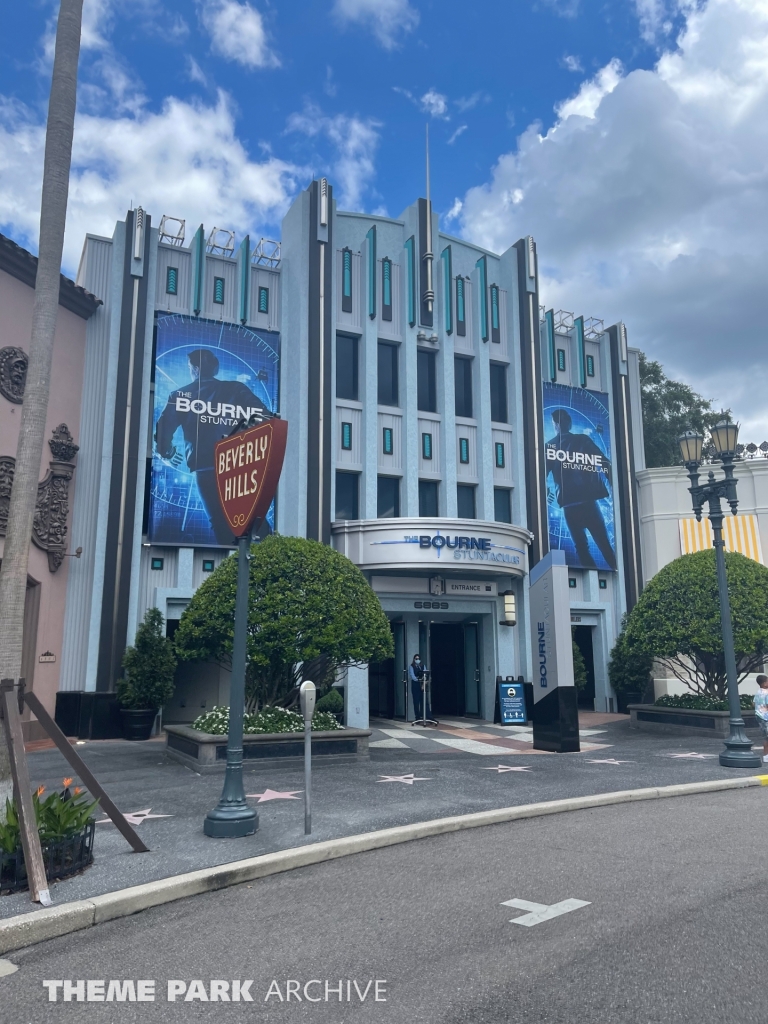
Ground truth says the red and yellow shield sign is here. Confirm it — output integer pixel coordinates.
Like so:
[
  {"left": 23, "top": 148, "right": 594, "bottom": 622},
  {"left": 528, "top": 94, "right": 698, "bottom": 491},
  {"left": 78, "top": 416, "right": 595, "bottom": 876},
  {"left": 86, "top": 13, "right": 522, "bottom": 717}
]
[{"left": 214, "top": 418, "right": 288, "bottom": 537}]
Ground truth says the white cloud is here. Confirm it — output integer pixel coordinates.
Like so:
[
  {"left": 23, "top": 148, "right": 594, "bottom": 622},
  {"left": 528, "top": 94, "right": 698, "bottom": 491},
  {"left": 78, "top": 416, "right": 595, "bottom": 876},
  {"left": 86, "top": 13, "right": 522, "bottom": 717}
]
[
  {"left": 555, "top": 58, "right": 622, "bottom": 119},
  {"left": 455, "top": 91, "right": 486, "bottom": 113},
  {"left": 562, "top": 54, "right": 583, "bottom": 72},
  {"left": 286, "top": 105, "right": 381, "bottom": 211},
  {"left": 187, "top": 56, "right": 208, "bottom": 86},
  {"left": 444, "top": 197, "right": 463, "bottom": 224},
  {"left": 333, "top": 0, "right": 419, "bottom": 50},
  {"left": 456, "top": 0, "right": 768, "bottom": 436},
  {"left": 199, "top": 0, "right": 280, "bottom": 69},
  {"left": 420, "top": 89, "right": 449, "bottom": 119},
  {"left": 447, "top": 124, "right": 467, "bottom": 144},
  {"left": 634, "top": 0, "right": 673, "bottom": 43},
  {"left": 0, "top": 91, "right": 301, "bottom": 274}
]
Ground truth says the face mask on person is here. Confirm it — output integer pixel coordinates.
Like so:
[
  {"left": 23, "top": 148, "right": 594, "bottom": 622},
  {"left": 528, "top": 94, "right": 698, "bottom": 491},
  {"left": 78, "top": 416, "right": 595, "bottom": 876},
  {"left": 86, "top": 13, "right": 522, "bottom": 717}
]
[{"left": 414, "top": 658, "right": 421, "bottom": 664}]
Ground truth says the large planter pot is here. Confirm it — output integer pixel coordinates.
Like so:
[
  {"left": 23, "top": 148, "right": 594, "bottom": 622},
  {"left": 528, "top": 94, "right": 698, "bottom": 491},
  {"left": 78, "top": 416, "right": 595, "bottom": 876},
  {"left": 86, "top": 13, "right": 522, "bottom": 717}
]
[
  {"left": 164, "top": 724, "right": 372, "bottom": 773},
  {"left": 0, "top": 820, "right": 96, "bottom": 895},
  {"left": 120, "top": 707, "right": 158, "bottom": 741}
]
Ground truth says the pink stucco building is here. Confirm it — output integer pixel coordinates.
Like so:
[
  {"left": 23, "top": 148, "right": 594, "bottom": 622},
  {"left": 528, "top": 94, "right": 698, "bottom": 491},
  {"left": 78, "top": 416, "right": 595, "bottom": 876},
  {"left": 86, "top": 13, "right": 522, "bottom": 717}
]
[{"left": 0, "top": 233, "right": 101, "bottom": 739}]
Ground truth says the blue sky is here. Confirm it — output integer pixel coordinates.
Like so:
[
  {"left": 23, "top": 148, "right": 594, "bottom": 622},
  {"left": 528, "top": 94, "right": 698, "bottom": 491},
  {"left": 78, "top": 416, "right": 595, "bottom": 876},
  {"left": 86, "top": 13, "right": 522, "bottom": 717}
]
[{"left": 1, "top": 0, "right": 768, "bottom": 433}]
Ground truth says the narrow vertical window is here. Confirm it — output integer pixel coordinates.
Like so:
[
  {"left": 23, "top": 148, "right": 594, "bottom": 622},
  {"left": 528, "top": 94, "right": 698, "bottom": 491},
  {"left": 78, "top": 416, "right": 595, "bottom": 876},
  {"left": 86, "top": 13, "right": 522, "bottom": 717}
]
[
  {"left": 367, "top": 225, "right": 376, "bottom": 320},
  {"left": 405, "top": 236, "right": 416, "bottom": 327},
  {"left": 456, "top": 276, "right": 466, "bottom": 337},
  {"left": 213, "top": 277, "right": 225, "bottom": 304},
  {"left": 342, "top": 248, "right": 353, "bottom": 313},
  {"left": 166, "top": 266, "right": 178, "bottom": 295},
  {"left": 422, "top": 433, "right": 433, "bottom": 460},
  {"left": 476, "top": 255, "right": 488, "bottom": 342},
  {"left": 490, "top": 284, "right": 500, "bottom": 343},
  {"left": 495, "top": 442, "right": 505, "bottom": 469},
  {"left": 382, "top": 427, "right": 393, "bottom": 455},
  {"left": 459, "top": 437, "right": 470, "bottom": 464},
  {"left": 441, "top": 246, "right": 453, "bottom": 335},
  {"left": 341, "top": 422, "right": 353, "bottom": 451},
  {"left": 586, "top": 354, "right": 595, "bottom": 377},
  {"left": 258, "top": 286, "right": 269, "bottom": 314},
  {"left": 557, "top": 349, "right": 566, "bottom": 372},
  {"left": 382, "top": 258, "right": 392, "bottom": 321}
]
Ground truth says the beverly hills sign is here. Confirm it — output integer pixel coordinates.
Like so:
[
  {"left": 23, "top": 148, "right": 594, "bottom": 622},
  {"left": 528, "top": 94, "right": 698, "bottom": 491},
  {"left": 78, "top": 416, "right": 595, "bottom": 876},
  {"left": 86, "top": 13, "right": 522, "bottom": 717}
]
[{"left": 214, "top": 418, "right": 288, "bottom": 537}]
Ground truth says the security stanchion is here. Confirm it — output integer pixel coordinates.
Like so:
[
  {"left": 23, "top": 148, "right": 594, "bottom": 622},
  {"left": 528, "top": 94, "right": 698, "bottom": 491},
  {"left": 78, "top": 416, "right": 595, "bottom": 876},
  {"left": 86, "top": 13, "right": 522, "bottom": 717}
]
[{"left": 412, "top": 669, "right": 438, "bottom": 728}]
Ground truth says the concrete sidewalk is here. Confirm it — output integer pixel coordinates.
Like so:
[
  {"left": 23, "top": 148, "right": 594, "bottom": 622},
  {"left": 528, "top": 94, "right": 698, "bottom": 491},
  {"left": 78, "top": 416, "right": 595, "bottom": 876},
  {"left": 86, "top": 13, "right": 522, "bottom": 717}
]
[{"left": 1, "top": 714, "right": 761, "bottom": 918}]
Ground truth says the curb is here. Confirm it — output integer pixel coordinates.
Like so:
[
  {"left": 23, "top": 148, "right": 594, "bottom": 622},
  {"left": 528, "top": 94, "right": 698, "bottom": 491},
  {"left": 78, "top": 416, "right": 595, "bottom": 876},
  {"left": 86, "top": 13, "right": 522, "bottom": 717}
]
[{"left": 2, "top": 775, "right": 766, "bottom": 954}]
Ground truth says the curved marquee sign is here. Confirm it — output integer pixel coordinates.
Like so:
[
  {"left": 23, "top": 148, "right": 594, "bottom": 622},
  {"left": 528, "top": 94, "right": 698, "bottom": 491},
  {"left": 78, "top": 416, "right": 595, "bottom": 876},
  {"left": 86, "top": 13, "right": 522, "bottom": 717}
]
[
  {"left": 331, "top": 518, "right": 531, "bottom": 576},
  {"left": 214, "top": 418, "right": 288, "bottom": 537}
]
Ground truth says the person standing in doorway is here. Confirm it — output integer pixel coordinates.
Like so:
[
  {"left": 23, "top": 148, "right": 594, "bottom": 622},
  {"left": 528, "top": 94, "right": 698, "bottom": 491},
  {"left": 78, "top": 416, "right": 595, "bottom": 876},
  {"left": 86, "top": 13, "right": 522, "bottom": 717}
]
[
  {"left": 753, "top": 674, "right": 768, "bottom": 762},
  {"left": 410, "top": 654, "right": 437, "bottom": 725}
]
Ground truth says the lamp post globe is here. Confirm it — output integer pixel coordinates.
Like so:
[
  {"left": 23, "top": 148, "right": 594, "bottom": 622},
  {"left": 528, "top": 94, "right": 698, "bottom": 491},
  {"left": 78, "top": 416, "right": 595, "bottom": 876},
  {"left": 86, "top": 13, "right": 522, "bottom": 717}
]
[{"left": 677, "top": 424, "right": 760, "bottom": 768}]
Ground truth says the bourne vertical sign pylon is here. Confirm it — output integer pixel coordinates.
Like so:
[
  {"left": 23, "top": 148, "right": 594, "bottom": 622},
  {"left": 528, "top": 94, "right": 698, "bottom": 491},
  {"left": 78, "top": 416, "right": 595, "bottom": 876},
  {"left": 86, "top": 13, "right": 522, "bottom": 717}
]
[{"left": 204, "top": 416, "right": 288, "bottom": 838}]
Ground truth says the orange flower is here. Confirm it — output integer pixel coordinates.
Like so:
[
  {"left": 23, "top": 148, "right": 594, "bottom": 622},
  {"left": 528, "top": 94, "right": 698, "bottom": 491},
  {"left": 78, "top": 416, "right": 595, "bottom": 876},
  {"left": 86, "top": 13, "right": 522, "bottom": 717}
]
[
  {"left": 74, "top": 787, "right": 82, "bottom": 795},
  {"left": 36, "top": 785, "right": 45, "bottom": 797},
  {"left": 62, "top": 777, "right": 73, "bottom": 787}
]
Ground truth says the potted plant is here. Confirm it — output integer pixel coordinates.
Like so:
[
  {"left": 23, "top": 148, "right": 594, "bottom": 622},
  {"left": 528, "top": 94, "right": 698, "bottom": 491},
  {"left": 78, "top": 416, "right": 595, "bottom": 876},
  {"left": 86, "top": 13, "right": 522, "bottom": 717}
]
[
  {"left": 118, "top": 607, "right": 177, "bottom": 741},
  {"left": 0, "top": 779, "right": 99, "bottom": 895}
]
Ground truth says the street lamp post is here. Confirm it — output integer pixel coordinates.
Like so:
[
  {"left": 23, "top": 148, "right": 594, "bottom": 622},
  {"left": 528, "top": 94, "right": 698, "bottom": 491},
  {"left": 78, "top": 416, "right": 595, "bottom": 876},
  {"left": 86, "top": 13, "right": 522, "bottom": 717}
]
[{"left": 677, "top": 421, "right": 761, "bottom": 768}]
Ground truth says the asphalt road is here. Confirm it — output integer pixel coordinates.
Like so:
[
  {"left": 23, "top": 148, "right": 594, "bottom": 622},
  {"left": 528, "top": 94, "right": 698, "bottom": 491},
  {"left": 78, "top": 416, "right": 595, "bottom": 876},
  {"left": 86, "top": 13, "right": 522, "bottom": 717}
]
[
  {"left": 1, "top": 716, "right": 762, "bottom": 916},
  {"left": 3, "top": 787, "right": 768, "bottom": 1023}
]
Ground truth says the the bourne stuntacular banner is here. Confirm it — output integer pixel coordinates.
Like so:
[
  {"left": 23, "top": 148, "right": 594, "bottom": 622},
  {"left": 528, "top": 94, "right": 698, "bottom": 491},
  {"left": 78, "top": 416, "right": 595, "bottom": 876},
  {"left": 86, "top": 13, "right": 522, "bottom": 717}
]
[
  {"left": 543, "top": 382, "right": 617, "bottom": 572},
  {"left": 149, "top": 314, "right": 280, "bottom": 546}
]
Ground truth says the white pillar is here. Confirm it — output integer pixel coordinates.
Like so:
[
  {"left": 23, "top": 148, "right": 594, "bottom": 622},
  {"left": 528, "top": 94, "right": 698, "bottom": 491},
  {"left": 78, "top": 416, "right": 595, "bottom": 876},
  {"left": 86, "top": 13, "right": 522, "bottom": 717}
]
[{"left": 345, "top": 664, "right": 369, "bottom": 729}]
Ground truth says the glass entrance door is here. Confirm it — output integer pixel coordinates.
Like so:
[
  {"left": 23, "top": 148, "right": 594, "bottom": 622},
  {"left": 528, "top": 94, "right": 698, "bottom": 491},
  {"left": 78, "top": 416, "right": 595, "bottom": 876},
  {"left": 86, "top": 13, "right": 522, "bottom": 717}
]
[{"left": 463, "top": 623, "right": 481, "bottom": 716}]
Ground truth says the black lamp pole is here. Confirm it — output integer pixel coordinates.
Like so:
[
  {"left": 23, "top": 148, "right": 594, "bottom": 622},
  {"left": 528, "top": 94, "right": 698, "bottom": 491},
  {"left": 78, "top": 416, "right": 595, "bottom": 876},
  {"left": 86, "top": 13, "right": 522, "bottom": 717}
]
[{"left": 678, "top": 424, "right": 761, "bottom": 768}]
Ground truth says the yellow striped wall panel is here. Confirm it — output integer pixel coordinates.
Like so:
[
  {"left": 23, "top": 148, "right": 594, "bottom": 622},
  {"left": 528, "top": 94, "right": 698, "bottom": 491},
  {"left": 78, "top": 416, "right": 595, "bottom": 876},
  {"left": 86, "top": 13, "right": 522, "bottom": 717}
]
[{"left": 678, "top": 514, "right": 763, "bottom": 563}]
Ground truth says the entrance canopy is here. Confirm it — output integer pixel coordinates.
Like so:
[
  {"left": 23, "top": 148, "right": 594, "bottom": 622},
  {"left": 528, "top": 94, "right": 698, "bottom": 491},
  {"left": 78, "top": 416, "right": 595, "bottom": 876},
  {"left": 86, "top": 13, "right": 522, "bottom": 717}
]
[{"left": 331, "top": 518, "right": 531, "bottom": 577}]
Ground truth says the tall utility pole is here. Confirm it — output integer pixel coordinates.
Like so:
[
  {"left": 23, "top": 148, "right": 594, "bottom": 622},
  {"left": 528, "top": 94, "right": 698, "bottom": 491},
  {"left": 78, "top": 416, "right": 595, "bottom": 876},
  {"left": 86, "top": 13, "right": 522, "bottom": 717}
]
[{"left": 0, "top": 0, "right": 84, "bottom": 814}]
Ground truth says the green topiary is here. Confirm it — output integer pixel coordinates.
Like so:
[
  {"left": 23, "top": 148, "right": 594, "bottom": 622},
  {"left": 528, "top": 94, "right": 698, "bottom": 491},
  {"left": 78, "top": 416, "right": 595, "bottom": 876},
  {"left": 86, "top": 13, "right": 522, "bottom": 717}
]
[
  {"left": 118, "top": 607, "right": 177, "bottom": 710},
  {"left": 608, "top": 615, "right": 653, "bottom": 697},
  {"left": 571, "top": 638, "right": 588, "bottom": 691},
  {"left": 174, "top": 535, "right": 393, "bottom": 710},
  {"left": 315, "top": 688, "right": 344, "bottom": 713}
]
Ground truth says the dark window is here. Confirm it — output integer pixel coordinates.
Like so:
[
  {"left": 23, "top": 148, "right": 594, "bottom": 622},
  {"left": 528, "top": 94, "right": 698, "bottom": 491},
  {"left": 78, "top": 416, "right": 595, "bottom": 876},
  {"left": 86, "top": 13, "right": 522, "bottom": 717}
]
[
  {"left": 166, "top": 266, "right": 178, "bottom": 295},
  {"left": 378, "top": 342, "right": 398, "bottom": 406},
  {"left": 495, "top": 442, "right": 505, "bottom": 469},
  {"left": 490, "top": 363, "right": 508, "bottom": 423},
  {"left": 459, "top": 437, "right": 470, "bottom": 464},
  {"left": 557, "top": 348, "right": 566, "bottom": 372},
  {"left": 202, "top": 559, "right": 215, "bottom": 573},
  {"left": 377, "top": 476, "right": 400, "bottom": 518},
  {"left": 419, "top": 480, "right": 439, "bottom": 517},
  {"left": 417, "top": 350, "right": 437, "bottom": 412},
  {"left": 151, "top": 557, "right": 164, "bottom": 571},
  {"left": 422, "top": 433, "right": 433, "bottom": 460},
  {"left": 599, "top": 578, "right": 608, "bottom": 590},
  {"left": 382, "top": 426, "right": 393, "bottom": 455},
  {"left": 336, "top": 335, "right": 358, "bottom": 400},
  {"left": 454, "top": 356, "right": 473, "bottom": 418},
  {"left": 490, "top": 284, "right": 500, "bottom": 343},
  {"left": 569, "top": 577, "right": 577, "bottom": 589},
  {"left": 494, "top": 488, "right": 512, "bottom": 524},
  {"left": 456, "top": 276, "right": 466, "bottom": 337},
  {"left": 213, "top": 277, "right": 225, "bottom": 304},
  {"left": 586, "top": 354, "right": 595, "bottom": 377},
  {"left": 335, "top": 471, "right": 359, "bottom": 520},
  {"left": 382, "top": 258, "right": 392, "bottom": 321},
  {"left": 342, "top": 248, "right": 353, "bottom": 313},
  {"left": 341, "top": 422, "right": 352, "bottom": 450},
  {"left": 457, "top": 484, "right": 476, "bottom": 519},
  {"left": 258, "top": 286, "right": 269, "bottom": 314}
]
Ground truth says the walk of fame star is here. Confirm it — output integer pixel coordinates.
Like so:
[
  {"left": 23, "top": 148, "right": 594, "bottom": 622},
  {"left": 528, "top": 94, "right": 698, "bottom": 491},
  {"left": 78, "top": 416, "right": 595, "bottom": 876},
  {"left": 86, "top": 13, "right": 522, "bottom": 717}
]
[
  {"left": 377, "top": 774, "right": 431, "bottom": 784},
  {"left": 586, "top": 759, "right": 634, "bottom": 765},
  {"left": 96, "top": 809, "right": 172, "bottom": 826},
  {"left": 246, "top": 789, "right": 303, "bottom": 803},
  {"left": 668, "top": 752, "right": 717, "bottom": 759},
  {"left": 481, "top": 765, "right": 533, "bottom": 773}
]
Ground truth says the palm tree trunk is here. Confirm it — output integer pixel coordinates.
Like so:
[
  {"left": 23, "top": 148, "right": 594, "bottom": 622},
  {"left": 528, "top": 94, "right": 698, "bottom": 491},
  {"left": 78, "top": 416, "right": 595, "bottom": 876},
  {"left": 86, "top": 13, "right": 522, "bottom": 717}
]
[{"left": 0, "top": 0, "right": 83, "bottom": 814}]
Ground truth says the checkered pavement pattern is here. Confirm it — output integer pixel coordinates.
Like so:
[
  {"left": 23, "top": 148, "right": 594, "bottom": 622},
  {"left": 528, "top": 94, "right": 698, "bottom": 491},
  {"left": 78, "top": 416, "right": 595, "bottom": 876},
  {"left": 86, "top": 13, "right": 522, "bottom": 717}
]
[{"left": 369, "top": 717, "right": 612, "bottom": 756}]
